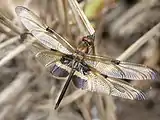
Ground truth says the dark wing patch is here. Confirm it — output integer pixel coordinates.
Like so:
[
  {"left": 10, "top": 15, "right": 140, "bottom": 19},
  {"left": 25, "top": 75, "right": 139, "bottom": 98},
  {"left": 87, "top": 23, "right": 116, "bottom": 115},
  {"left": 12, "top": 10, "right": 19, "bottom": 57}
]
[
  {"left": 50, "top": 61, "right": 70, "bottom": 78},
  {"left": 72, "top": 66, "right": 146, "bottom": 100},
  {"left": 35, "top": 50, "right": 70, "bottom": 79}
]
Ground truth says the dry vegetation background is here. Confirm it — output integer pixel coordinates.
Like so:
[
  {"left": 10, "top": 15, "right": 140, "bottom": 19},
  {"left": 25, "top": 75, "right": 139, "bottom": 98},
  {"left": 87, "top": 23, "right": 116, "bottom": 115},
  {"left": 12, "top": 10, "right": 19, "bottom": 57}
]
[{"left": 0, "top": 0, "right": 160, "bottom": 120}]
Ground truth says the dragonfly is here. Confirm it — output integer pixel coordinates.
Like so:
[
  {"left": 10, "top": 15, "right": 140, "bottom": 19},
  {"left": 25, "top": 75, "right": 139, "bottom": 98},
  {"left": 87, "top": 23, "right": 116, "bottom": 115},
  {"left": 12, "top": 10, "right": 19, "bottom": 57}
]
[{"left": 15, "top": 6, "right": 160, "bottom": 109}]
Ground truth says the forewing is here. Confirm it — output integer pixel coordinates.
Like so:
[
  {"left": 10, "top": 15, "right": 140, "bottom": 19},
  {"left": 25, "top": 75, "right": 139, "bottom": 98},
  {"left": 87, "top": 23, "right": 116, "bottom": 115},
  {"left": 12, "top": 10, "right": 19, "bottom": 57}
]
[
  {"left": 31, "top": 30, "right": 72, "bottom": 54},
  {"left": 15, "top": 6, "right": 75, "bottom": 54},
  {"left": 85, "top": 55, "right": 160, "bottom": 80},
  {"left": 15, "top": 6, "right": 46, "bottom": 31},
  {"left": 72, "top": 68, "right": 146, "bottom": 100}
]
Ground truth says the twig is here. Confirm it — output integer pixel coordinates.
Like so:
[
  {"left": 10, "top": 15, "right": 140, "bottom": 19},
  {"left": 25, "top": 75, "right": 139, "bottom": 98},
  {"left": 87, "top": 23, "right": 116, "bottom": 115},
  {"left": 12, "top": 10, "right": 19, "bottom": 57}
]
[
  {"left": 55, "top": 0, "right": 65, "bottom": 25},
  {"left": 0, "top": 38, "right": 35, "bottom": 67},
  {"left": 0, "top": 13, "right": 21, "bottom": 34},
  {"left": 77, "top": 101, "right": 92, "bottom": 120},
  {"left": 0, "top": 105, "right": 13, "bottom": 120},
  {"left": 63, "top": 0, "right": 72, "bottom": 38},
  {"left": 23, "top": 0, "right": 33, "bottom": 7},
  {"left": 59, "top": 89, "right": 87, "bottom": 108},
  {"left": 117, "top": 22, "right": 160, "bottom": 61},
  {"left": 104, "top": 96, "right": 117, "bottom": 120},
  {"left": 0, "top": 23, "right": 16, "bottom": 37},
  {"left": 68, "top": 0, "right": 95, "bottom": 35},
  {"left": 0, "top": 72, "right": 33, "bottom": 106},
  {"left": 95, "top": 94, "right": 106, "bottom": 120},
  {"left": 7, "top": 0, "right": 17, "bottom": 18},
  {"left": 14, "top": 93, "right": 32, "bottom": 112},
  {"left": 112, "top": 0, "right": 149, "bottom": 32},
  {"left": 0, "top": 36, "right": 19, "bottom": 49}
]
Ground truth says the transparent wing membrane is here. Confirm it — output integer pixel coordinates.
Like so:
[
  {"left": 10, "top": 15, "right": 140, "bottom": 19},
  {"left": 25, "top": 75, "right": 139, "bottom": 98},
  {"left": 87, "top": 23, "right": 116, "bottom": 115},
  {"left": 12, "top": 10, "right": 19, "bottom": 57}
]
[
  {"left": 30, "top": 42, "right": 48, "bottom": 54},
  {"left": 15, "top": 6, "right": 75, "bottom": 54},
  {"left": 106, "top": 77, "right": 146, "bottom": 100},
  {"left": 35, "top": 50, "right": 63, "bottom": 66},
  {"left": 31, "top": 30, "right": 72, "bottom": 54},
  {"left": 72, "top": 67, "right": 146, "bottom": 100},
  {"left": 15, "top": 6, "right": 46, "bottom": 30},
  {"left": 35, "top": 50, "right": 70, "bottom": 79},
  {"left": 85, "top": 55, "right": 160, "bottom": 80}
]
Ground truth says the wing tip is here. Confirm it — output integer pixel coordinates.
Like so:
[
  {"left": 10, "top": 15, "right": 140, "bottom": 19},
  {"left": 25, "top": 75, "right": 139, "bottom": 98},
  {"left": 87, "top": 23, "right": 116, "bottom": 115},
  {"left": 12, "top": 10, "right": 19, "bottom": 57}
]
[
  {"left": 15, "top": 6, "right": 29, "bottom": 15},
  {"left": 151, "top": 69, "right": 160, "bottom": 81},
  {"left": 136, "top": 91, "right": 147, "bottom": 100},
  {"left": 15, "top": 6, "right": 23, "bottom": 14}
]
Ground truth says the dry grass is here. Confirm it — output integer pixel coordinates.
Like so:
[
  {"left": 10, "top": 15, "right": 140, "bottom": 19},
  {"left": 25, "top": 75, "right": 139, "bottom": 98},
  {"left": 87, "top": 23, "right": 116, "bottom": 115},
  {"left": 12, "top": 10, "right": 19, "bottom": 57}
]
[{"left": 0, "top": 0, "right": 160, "bottom": 120}]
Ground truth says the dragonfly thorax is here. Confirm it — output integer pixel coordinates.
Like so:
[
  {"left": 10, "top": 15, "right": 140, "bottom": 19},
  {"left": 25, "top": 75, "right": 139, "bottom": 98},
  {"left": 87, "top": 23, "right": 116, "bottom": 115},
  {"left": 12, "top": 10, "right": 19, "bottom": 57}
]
[
  {"left": 77, "top": 42, "right": 90, "bottom": 54},
  {"left": 60, "top": 54, "right": 83, "bottom": 66},
  {"left": 60, "top": 55, "right": 91, "bottom": 75}
]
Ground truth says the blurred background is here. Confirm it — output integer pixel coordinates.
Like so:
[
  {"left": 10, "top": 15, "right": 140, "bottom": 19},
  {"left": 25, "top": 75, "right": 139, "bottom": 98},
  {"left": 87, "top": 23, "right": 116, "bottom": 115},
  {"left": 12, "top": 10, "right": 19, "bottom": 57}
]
[{"left": 0, "top": 0, "right": 160, "bottom": 120}]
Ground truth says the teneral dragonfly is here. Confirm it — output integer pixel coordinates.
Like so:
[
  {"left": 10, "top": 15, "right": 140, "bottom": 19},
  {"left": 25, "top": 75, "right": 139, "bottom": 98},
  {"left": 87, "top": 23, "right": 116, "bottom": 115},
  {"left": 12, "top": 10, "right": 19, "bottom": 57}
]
[{"left": 15, "top": 6, "right": 160, "bottom": 109}]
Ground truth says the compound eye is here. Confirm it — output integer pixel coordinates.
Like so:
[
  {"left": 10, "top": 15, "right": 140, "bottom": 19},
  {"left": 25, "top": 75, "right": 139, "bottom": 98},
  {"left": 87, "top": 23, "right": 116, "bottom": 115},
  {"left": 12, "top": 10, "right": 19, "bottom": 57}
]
[
  {"left": 60, "top": 57, "right": 70, "bottom": 64},
  {"left": 63, "top": 59, "right": 70, "bottom": 64}
]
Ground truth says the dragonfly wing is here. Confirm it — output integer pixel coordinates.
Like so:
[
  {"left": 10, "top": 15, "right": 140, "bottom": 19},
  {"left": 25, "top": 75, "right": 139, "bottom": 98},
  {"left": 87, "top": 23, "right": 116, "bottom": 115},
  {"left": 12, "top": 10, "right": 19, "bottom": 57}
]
[
  {"left": 85, "top": 55, "right": 160, "bottom": 80},
  {"left": 15, "top": 6, "right": 46, "bottom": 31},
  {"left": 106, "top": 77, "right": 146, "bottom": 100},
  {"left": 72, "top": 68, "right": 146, "bottom": 100},
  {"left": 35, "top": 50, "right": 70, "bottom": 79},
  {"left": 15, "top": 6, "right": 75, "bottom": 54},
  {"left": 50, "top": 61, "right": 70, "bottom": 78},
  {"left": 35, "top": 50, "right": 63, "bottom": 66},
  {"left": 30, "top": 42, "right": 47, "bottom": 54},
  {"left": 31, "top": 30, "right": 72, "bottom": 54},
  {"left": 72, "top": 70, "right": 112, "bottom": 95}
]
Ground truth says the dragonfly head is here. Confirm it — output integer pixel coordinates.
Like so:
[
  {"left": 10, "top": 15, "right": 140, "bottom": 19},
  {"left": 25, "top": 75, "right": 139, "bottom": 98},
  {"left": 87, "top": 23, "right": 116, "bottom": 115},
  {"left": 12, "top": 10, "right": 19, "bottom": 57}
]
[
  {"left": 77, "top": 34, "right": 95, "bottom": 54},
  {"left": 82, "top": 34, "right": 94, "bottom": 46}
]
